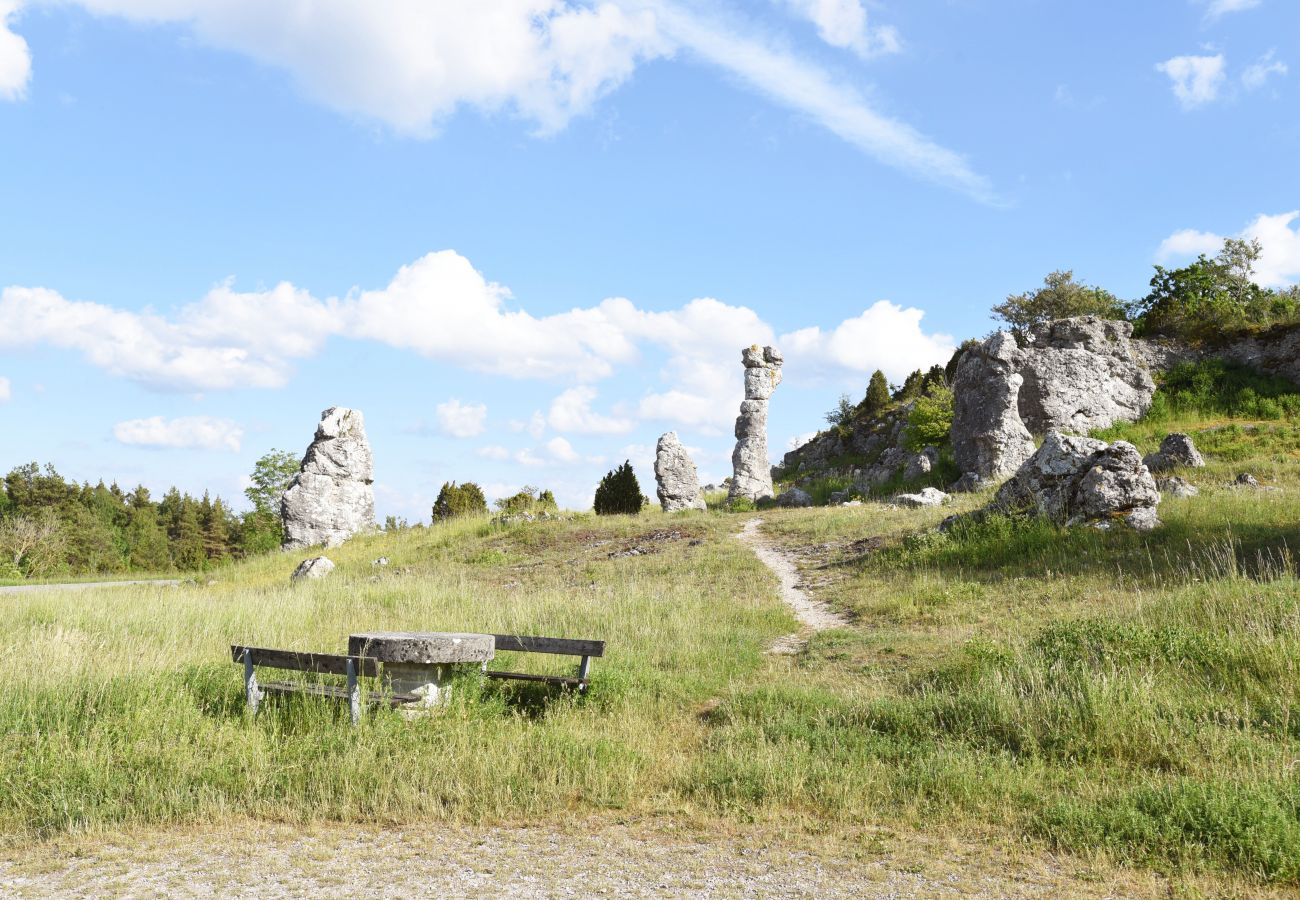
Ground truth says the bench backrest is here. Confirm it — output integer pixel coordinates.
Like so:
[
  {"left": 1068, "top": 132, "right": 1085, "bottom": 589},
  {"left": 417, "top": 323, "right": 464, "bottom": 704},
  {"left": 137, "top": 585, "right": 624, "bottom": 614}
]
[
  {"left": 491, "top": 634, "right": 605, "bottom": 658},
  {"left": 231, "top": 645, "right": 380, "bottom": 678}
]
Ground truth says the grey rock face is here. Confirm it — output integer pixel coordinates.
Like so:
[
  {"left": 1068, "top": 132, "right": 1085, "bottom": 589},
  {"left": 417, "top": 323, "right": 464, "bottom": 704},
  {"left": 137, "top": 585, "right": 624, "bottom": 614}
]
[
  {"left": 654, "top": 431, "right": 707, "bottom": 512},
  {"left": 1235, "top": 473, "right": 1260, "bottom": 488},
  {"left": 903, "top": 447, "right": 940, "bottom": 482},
  {"left": 776, "top": 487, "right": 813, "bottom": 508},
  {"left": 290, "top": 556, "right": 335, "bottom": 580},
  {"left": 1157, "top": 476, "right": 1200, "bottom": 498},
  {"left": 1017, "top": 318, "right": 1156, "bottom": 434},
  {"left": 281, "top": 407, "right": 376, "bottom": 550},
  {"left": 730, "top": 346, "right": 783, "bottom": 503},
  {"left": 892, "top": 487, "right": 951, "bottom": 508},
  {"left": 949, "top": 472, "right": 986, "bottom": 493},
  {"left": 991, "top": 431, "right": 1161, "bottom": 530},
  {"left": 1143, "top": 433, "right": 1206, "bottom": 472},
  {"left": 951, "top": 332, "right": 1037, "bottom": 480}
]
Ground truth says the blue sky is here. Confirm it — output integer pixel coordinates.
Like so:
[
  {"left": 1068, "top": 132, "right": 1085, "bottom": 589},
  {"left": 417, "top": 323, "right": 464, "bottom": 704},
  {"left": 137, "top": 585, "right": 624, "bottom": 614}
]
[{"left": 1, "top": 0, "right": 1297, "bottom": 516}]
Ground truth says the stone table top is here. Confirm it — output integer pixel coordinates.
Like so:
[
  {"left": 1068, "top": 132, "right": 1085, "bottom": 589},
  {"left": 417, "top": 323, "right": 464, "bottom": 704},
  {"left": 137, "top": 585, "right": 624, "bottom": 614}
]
[{"left": 347, "top": 632, "right": 495, "bottom": 664}]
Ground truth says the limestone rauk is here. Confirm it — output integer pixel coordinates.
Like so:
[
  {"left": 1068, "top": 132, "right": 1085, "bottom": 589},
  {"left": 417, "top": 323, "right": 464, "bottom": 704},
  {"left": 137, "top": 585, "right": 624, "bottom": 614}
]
[
  {"left": 729, "top": 345, "right": 782, "bottom": 503},
  {"left": 280, "top": 407, "right": 376, "bottom": 550},
  {"left": 654, "top": 431, "right": 706, "bottom": 512}
]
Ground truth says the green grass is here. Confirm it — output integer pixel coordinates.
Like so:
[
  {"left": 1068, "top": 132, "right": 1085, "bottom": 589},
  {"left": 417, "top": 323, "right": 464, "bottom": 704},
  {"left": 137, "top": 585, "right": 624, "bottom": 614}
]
[{"left": 2, "top": 386, "right": 1299, "bottom": 889}]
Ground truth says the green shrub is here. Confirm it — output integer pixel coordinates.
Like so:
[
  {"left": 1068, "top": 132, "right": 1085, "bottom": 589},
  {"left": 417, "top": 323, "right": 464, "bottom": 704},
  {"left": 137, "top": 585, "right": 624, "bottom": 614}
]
[
  {"left": 903, "top": 384, "right": 954, "bottom": 451},
  {"left": 494, "top": 485, "right": 557, "bottom": 516},
  {"left": 594, "top": 462, "right": 645, "bottom": 516},
  {"left": 431, "top": 481, "right": 487, "bottom": 522},
  {"left": 992, "top": 270, "right": 1126, "bottom": 331},
  {"left": 863, "top": 370, "right": 891, "bottom": 415}
]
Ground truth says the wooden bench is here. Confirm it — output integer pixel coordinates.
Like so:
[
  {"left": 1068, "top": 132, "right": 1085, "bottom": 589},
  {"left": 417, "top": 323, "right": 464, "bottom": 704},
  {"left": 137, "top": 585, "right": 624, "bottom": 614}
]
[
  {"left": 231, "top": 644, "right": 418, "bottom": 725},
  {"left": 484, "top": 634, "right": 605, "bottom": 694}
]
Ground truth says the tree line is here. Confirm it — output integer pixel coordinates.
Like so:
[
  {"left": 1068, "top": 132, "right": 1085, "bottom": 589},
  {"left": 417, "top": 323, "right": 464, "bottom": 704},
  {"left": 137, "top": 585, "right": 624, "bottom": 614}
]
[{"left": 0, "top": 450, "right": 301, "bottom": 579}]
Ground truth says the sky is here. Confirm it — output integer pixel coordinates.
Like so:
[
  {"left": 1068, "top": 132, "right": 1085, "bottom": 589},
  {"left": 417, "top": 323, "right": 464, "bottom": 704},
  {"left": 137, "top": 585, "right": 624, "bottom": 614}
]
[{"left": 1, "top": 0, "right": 1298, "bottom": 518}]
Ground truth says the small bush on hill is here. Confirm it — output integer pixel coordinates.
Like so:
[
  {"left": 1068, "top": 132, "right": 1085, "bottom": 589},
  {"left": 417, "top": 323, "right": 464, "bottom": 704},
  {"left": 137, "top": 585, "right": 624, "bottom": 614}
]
[
  {"left": 903, "top": 384, "right": 954, "bottom": 451},
  {"left": 494, "top": 485, "right": 557, "bottom": 516},
  {"left": 431, "top": 481, "right": 488, "bottom": 522},
  {"left": 1131, "top": 238, "right": 1300, "bottom": 341},
  {"left": 824, "top": 394, "right": 855, "bottom": 429},
  {"left": 594, "top": 461, "right": 645, "bottom": 515},
  {"left": 992, "top": 270, "right": 1126, "bottom": 331}
]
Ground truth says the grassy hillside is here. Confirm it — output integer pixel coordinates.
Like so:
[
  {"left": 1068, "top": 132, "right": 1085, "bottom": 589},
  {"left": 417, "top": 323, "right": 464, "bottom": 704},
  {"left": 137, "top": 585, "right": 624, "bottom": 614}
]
[{"left": 1, "top": 371, "right": 1297, "bottom": 890}]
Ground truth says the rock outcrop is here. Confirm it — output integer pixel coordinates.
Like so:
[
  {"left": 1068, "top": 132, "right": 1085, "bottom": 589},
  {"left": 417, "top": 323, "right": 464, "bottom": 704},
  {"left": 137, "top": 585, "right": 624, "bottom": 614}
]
[
  {"left": 1143, "top": 433, "right": 1205, "bottom": 472},
  {"left": 776, "top": 487, "right": 813, "bottom": 507},
  {"left": 291, "top": 556, "right": 335, "bottom": 580},
  {"left": 951, "top": 332, "right": 1036, "bottom": 480},
  {"left": 1157, "top": 476, "right": 1199, "bottom": 498},
  {"left": 989, "top": 431, "right": 1161, "bottom": 531},
  {"left": 654, "top": 431, "right": 706, "bottom": 512},
  {"left": 730, "top": 345, "right": 783, "bottom": 503},
  {"left": 281, "top": 407, "right": 376, "bottom": 550},
  {"left": 951, "top": 318, "right": 1159, "bottom": 483},
  {"left": 892, "top": 487, "right": 950, "bottom": 508},
  {"left": 1017, "top": 318, "right": 1156, "bottom": 434}
]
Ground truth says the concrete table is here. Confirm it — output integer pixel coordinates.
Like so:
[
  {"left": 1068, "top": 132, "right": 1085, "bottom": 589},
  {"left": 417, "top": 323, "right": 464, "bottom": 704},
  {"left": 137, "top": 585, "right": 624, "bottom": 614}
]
[{"left": 348, "top": 632, "right": 495, "bottom": 707}]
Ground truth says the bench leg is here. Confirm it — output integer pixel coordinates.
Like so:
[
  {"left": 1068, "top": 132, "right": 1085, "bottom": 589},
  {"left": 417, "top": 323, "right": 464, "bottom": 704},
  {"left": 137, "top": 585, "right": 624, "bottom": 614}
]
[
  {"left": 347, "top": 658, "right": 360, "bottom": 726},
  {"left": 243, "top": 648, "right": 262, "bottom": 716},
  {"left": 577, "top": 655, "right": 592, "bottom": 695}
]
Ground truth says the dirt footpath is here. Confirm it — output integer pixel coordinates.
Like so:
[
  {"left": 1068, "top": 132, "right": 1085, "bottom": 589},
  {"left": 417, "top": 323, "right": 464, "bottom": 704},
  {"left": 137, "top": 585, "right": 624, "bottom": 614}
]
[{"left": 0, "top": 822, "right": 1174, "bottom": 899}]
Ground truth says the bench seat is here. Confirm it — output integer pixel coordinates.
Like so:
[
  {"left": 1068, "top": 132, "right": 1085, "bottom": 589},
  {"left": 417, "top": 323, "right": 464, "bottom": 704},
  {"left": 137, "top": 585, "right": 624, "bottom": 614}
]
[
  {"left": 484, "top": 633, "right": 605, "bottom": 693},
  {"left": 260, "top": 679, "right": 419, "bottom": 708}
]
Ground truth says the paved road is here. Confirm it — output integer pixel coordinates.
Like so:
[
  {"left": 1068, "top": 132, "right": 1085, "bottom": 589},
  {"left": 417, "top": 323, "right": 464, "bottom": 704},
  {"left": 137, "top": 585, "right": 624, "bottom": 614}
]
[{"left": 0, "top": 579, "right": 181, "bottom": 595}]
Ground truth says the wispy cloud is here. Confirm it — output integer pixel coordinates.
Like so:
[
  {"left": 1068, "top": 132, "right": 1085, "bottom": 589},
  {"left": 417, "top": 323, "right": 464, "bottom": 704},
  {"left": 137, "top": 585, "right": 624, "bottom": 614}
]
[
  {"left": 435, "top": 399, "right": 488, "bottom": 438},
  {"left": 1202, "top": 0, "right": 1261, "bottom": 22},
  {"left": 113, "top": 415, "right": 244, "bottom": 452},
  {"left": 1242, "top": 50, "right": 1287, "bottom": 90},
  {"left": 1156, "top": 54, "right": 1226, "bottom": 108}
]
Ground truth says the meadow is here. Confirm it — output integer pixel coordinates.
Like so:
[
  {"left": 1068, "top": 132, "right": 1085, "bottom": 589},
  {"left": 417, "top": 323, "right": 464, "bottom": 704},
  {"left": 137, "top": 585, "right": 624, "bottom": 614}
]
[{"left": 1, "top": 394, "right": 1297, "bottom": 893}]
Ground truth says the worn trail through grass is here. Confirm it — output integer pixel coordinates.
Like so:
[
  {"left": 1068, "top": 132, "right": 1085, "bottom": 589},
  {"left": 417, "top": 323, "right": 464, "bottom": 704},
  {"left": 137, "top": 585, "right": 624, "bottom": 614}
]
[{"left": 735, "top": 517, "right": 850, "bottom": 653}]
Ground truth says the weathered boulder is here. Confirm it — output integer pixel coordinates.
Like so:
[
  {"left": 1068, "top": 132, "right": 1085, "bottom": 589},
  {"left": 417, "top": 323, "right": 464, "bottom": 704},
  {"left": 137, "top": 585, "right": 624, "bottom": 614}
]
[
  {"left": 1143, "top": 433, "right": 1205, "bottom": 472},
  {"left": 654, "top": 432, "right": 707, "bottom": 512},
  {"left": 281, "top": 407, "right": 376, "bottom": 550},
  {"left": 951, "top": 332, "right": 1036, "bottom": 480},
  {"left": 1234, "top": 473, "right": 1261, "bottom": 488},
  {"left": 730, "top": 346, "right": 783, "bottom": 503},
  {"left": 903, "top": 447, "right": 940, "bottom": 482},
  {"left": 991, "top": 431, "right": 1161, "bottom": 530},
  {"left": 776, "top": 487, "right": 813, "bottom": 508},
  {"left": 1157, "top": 476, "right": 1199, "bottom": 498},
  {"left": 949, "top": 472, "right": 986, "bottom": 493},
  {"left": 1017, "top": 318, "right": 1156, "bottom": 434},
  {"left": 291, "top": 556, "right": 335, "bottom": 580},
  {"left": 892, "top": 487, "right": 950, "bottom": 508}
]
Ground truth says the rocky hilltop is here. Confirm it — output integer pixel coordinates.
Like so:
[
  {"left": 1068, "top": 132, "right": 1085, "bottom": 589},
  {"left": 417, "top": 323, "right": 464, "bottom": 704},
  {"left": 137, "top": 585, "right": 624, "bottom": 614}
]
[{"left": 782, "top": 316, "right": 1300, "bottom": 498}]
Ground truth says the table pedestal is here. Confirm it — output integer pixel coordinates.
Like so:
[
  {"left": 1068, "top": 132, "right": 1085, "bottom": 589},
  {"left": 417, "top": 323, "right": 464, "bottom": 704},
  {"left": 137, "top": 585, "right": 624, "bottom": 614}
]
[{"left": 348, "top": 631, "right": 496, "bottom": 712}]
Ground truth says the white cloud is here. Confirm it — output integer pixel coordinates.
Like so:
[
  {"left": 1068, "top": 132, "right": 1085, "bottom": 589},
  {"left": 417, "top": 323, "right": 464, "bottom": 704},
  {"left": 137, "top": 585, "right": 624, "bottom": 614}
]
[
  {"left": 0, "top": 375, "right": 10, "bottom": 402},
  {"left": 787, "top": 431, "right": 817, "bottom": 451},
  {"left": 13, "top": 0, "right": 989, "bottom": 199},
  {"left": 1202, "top": 0, "right": 1261, "bottom": 21},
  {"left": 113, "top": 415, "right": 244, "bottom": 452},
  {"left": 2, "top": 251, "right": 957, "bottom": 434},
  {"left": 477, "top": 444, "right": 512, "bottom": 461},
  {"left": 547, "top": 385, "right": 634, "bottom": 434},
  {"left": 1242, "top": 51, "right": 1287, "bottom": 90},
  {"left": 546, "top": 436, "right": 580, "bottom": 462},
  {"left": 1156, "top": 54, "right": 1226, "bottom": 109},
  {"left": 778, "top": 0, "right": 899, "bottom": 58},
  {"left": 779, "top": 300, "right": 955, "bottom": 382},
  {"left": 435, "top": 399, "right": 487, "bottom": 438},
  {"left": 514, "top": 448, "right": 547, "bottom": 467},
  {"left": 0, "top": 1, "right": 30, "bottom": 101},
  {"left": 658, "top": 5, "right": 994, "bottom": 202},
  {"left": 1156, "top": 228, "right": 1225, "bottom": 262},
  {"left": 1156, "top": 211, "right": 1300, "bottom": 287}
]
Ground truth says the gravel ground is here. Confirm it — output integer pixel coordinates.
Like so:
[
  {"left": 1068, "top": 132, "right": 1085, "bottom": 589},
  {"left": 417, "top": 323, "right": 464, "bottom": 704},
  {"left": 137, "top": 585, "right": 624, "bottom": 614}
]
[{"left": 0, "top": 823, "right": 1145, "bottom": 899}]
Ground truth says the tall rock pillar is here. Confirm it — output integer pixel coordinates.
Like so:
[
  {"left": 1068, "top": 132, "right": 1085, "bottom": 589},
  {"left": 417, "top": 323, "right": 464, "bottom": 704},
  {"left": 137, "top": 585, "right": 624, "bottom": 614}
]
[
  {"left": 729, "top": 345, "right": 783, "bottom": 503},
  {"left": 281, "top": 407, "right": 376, "bottom": 550}
]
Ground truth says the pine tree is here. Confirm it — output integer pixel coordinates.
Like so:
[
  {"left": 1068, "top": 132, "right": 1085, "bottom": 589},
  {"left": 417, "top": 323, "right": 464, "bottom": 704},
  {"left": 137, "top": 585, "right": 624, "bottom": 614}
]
[
  {"left": 594, "top": 461, "right": 645, "bottom": 515},
  {"left": 126, "top": 486, "right": 170, "bottom": 571},
  {"left": 863, "top": 370, "right": 891, "bottom": 415}
]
